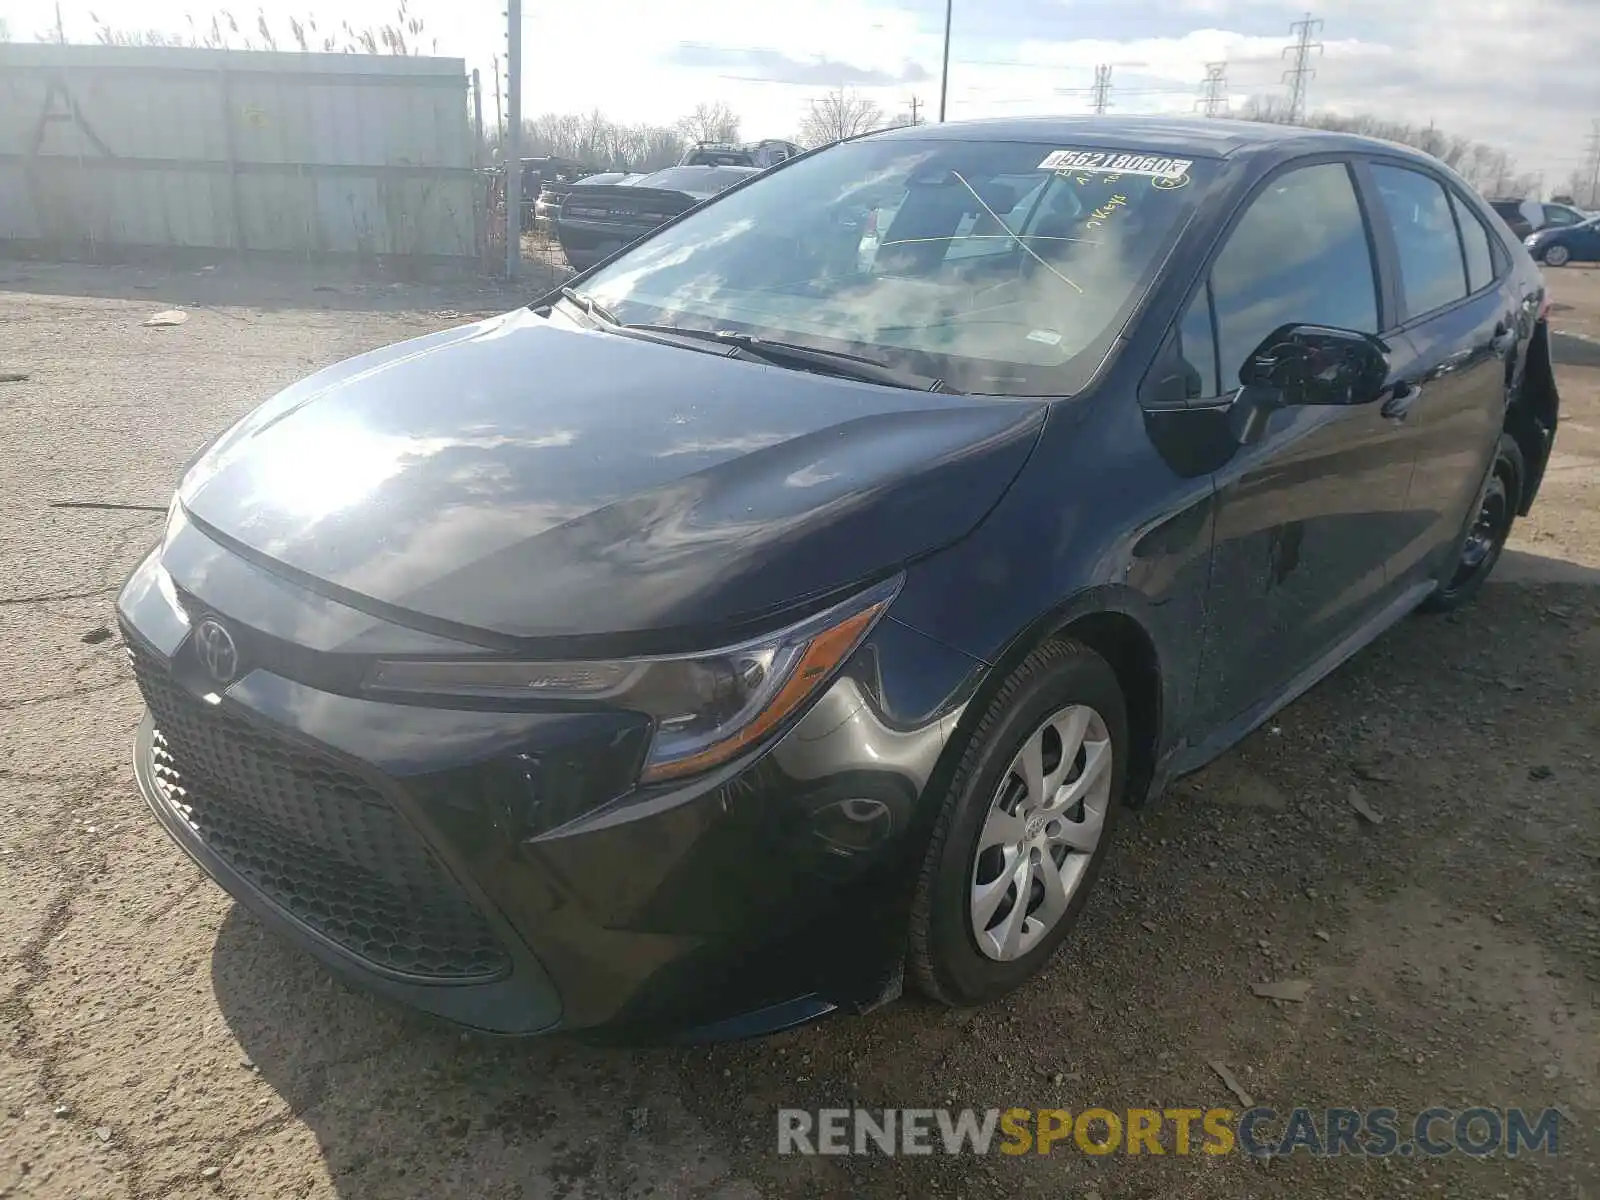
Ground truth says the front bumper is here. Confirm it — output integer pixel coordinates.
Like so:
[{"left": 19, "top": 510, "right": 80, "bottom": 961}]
[{"left": 117, "top": 526, "right": 981, "bottom": 1038}]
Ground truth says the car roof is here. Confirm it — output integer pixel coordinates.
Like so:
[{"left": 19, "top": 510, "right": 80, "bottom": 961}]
[{"left": 864, "top": 115, "right": 1450, "bottom": 167}]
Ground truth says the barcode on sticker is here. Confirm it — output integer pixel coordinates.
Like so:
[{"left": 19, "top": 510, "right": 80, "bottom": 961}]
[{"left": 1038, "top": 150, "right": 1193, "bottom": 180}]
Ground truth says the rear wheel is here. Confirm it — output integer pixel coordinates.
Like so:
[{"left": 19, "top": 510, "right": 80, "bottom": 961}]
[
  {"left": 1543, "top": 244, "right": 1571, "bottom": 267},
  {"left": 1419, "top": 434, "right": 1524, "bottom": 613},
  {"left": 909, "top": 639, "right": 1128, "bottom": 1007}
]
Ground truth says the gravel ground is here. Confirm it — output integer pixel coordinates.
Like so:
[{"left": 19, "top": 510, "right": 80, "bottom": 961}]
[{"left": 1, "top": 258, "right": 1597, "bottom": 1200}]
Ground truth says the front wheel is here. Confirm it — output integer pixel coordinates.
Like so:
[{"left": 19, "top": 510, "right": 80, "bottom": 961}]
[
  {"left": 1543, "top": 244, "right": 1571, "bottom": 267},
  {"left": 1419, "top": 434, "right": 1524, "bottom": 614},
  {"left": 908, "top": 639, "right": 1129, "bottom": 1007}
]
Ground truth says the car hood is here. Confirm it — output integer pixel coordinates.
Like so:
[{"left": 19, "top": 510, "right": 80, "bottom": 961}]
[{"left": 177, "top": 309, "right": 1046, "bottom": 649}]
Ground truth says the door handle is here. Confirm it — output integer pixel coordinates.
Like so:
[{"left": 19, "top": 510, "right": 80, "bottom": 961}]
[{"left": 1381, "top": 380, "right": 1422, "bottom": 422}]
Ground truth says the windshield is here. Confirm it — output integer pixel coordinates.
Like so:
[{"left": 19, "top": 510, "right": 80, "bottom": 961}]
[{"left": 580, "top": 137, "right": 1217, "bottom": 396}]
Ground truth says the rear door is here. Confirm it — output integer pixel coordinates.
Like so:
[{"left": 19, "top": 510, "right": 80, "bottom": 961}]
[
  {"left": 1361, "top": 162, "right": 1517, "bottom": 588},
  {"left": 1190, "top": 158, "right": 1418, "bottom": 730}
]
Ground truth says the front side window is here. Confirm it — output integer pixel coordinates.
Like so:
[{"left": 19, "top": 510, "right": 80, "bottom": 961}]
[
  {"left": 1543, "top": 205, "right": 1581, "bottom": 228},
  {"left": 1209, "top": 161, "right": 1379, "bottom": 389},
  {"left": 1370, "top": 164, "right": 1469, "bottom": 319},
  {"left": 580, "top": 138, "right": 1218, "bottom": 396}
]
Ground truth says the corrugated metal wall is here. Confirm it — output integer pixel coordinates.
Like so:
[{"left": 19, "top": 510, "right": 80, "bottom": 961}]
[{"left": 0, "top": 44, "right": 478, "bottom": 261}]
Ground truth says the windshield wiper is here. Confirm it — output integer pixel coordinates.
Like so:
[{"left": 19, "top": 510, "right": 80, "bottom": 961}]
[
  {"left": 624, "top": 325, "right": 956, "bottom": 393},
  {"left": 550, "top": 293, "right": 751, "bottom": 361},
  {"left": 557, "top": 286, "right": 623, "bottom": 326},
  {"left": 550, "top": 297, "right": 955, "bottom": 392}
]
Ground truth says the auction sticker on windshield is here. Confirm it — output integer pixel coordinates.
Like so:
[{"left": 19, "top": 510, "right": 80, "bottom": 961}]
[{"left": 1038, "top": 150, "right": 1193, "bottom": 180}]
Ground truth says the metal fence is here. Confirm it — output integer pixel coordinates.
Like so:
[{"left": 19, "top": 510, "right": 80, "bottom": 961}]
[{"left": 0, "top": 43, "right": 482, "bottom": 265}]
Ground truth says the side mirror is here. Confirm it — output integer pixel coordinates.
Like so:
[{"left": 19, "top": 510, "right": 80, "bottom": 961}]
[{"left": 1239, "top": 324, "right": 1390, "bottom": 407}]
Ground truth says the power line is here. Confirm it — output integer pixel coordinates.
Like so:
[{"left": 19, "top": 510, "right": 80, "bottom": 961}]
[
  {"left": 1282, "top": 12, "right": 1323, "bottom": 123},
  {"left": 1090, "top": 64, "right": 1113, "bottom": 115},
  {"left": 1196, "top": 61, "right": 1228, "bottom": 117},
  {"left": 1057, "top": 86, "right": 1198, "bottom": 97}
]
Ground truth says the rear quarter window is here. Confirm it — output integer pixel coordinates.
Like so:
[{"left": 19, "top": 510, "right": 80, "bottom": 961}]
[{"left": 1450, "top": 192, "right": 1498, "bottom": 293}]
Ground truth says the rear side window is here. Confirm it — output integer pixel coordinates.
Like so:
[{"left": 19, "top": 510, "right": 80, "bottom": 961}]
[
  {"left": 1451, "top": 192, "right": 1497, "bottom": 293},
  {"left": 1210, "top": 161, "right": 1379, "bottom": 389},
  {"left": 1370, "top": 164, "right": 1468, "bottom": 319}
]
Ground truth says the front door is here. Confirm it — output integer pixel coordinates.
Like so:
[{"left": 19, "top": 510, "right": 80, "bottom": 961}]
[{"left": 1189, "top": 159, "right": 1418, "bottom": 732}]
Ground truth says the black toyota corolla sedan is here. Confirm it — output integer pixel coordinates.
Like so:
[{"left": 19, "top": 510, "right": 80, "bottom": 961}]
[{"left": 118, "top": 116, "right": 1559, "bottom": 1041}]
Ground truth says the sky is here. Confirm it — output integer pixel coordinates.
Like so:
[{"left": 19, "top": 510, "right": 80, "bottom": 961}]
[{"left": 3, "top": 0, "right": 1596, "bottom": 194}]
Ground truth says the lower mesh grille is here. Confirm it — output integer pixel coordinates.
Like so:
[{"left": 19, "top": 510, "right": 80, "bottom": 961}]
[{"left": 129, "top": 643, "right": 508, "bottom": 981}]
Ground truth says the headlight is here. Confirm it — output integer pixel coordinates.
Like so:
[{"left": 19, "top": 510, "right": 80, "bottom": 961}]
[{"left": 364, "top": 575, "right": 902, "bottom": 784}]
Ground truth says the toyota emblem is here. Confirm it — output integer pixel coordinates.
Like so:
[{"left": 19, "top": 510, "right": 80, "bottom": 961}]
[{"left": 193, "top": 617, "right": 240, "bottom": 685}]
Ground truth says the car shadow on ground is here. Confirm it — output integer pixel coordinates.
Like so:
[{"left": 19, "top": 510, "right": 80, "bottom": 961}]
[
  {"left": 208, "top": 574, "right": 1600, "bottom": 1199},
  {"left": 1553, "top": 329, "right": 1600, "bottom": 370}
]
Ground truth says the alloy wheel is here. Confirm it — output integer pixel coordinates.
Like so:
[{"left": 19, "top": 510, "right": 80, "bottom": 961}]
[
  {"left": 1544, "top": 245, "right": 1570, "bottom": 267},
  {"left": 969, "top": 704, "right": 1113, "bottom": 962}
]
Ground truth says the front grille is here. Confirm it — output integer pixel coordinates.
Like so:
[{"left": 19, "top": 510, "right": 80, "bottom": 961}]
[{"left": 128, "top": 643, "right": 508, "bottom": 981}]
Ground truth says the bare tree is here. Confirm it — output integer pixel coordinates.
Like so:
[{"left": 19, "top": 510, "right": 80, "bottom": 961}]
[
  {"left": 518, "top": 110, "right": 685, "bottom": 171},
  {"left": 1236, "top": 94, "right": 1296, "bottom": 124},
  {"left": 1558, "top": 170, "right": 1598, "bottom": 210},
  {"left": 1236, "top": 94, "right": 1539, "bottom": 197},
  {"left": 677, "top": 102, "right": 740, "bottom": 145},
  {"left": 0, "top": 17, "right": 11, "bottom": 41},
  {"left": 798, "top": 87, "right": 883, "bottom": 148}
]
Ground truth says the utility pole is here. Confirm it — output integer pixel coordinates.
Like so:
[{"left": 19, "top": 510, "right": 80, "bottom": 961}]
[
  {"left": 471, "top": 69, "right": 484, "bottom": 166},
  {"left": 53, "top": 1, "right": 65, "bottom": 43},
  {"left": 504, "top": 0, "right": 522, "bottom": 280},
  {"left": 1586, "top": 118, "right": 1600, "bottom": 210},
  {"left": 937, "top": 0, "right": 952, "bottom": 122},
  {"left": 1282, "top": 13, "right": 1323, "bottom": 124},
  {"left": 907, "top": 95, "right": 921, "bottom": 126},
  {"left": 1090, "top": 64, "right": 1112, "bottom": 115},
  {"left": 1196, "top": 62, "right": 1228, "bottom": 117},
  {"left": 491, "top": 53, "right": 503, "bottom": 146}
]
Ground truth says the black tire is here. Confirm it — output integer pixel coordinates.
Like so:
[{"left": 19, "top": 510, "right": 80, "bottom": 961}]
[
  {"left": 908, "top": 639, "right": 1129, "bottom": 1007},
  {"left": 1542, "top": 244, "right": 1571, "bottom": 268},
  {"left": 1418, "top": 433, "right": 1524, "bottom": 614}
]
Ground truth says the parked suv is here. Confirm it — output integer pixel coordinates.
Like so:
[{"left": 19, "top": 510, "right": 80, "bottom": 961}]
[{"left": 679, "top": 139, "right": 803, "bottom": 168}]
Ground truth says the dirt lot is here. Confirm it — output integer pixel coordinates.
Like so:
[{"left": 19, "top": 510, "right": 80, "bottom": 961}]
[{"left": 1, "top": 259, "right": 1597, "bottom": 1200}]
